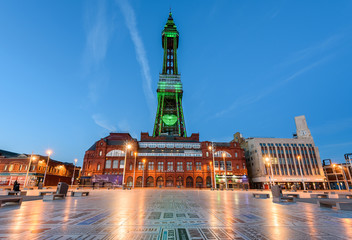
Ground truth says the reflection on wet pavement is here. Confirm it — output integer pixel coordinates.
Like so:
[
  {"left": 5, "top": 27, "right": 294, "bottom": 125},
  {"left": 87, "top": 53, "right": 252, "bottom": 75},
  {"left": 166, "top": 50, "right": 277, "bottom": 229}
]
[{"left": 0, "top": 189, "right": 351, "bottom": 239}]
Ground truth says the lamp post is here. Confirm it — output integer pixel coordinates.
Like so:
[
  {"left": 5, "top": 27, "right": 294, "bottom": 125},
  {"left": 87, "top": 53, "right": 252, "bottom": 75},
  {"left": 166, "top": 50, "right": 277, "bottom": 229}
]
[
  {"left": 122, "top": 144, "right": 131, "bottom": 188},
  {"left": 265, "top": 157, "right": 275, "bottom": 186},
  {"left": 142, "top": 159, "right": 146, "bottom": 188},
  {"left": 339, "top": 165, "right": 349, "bottom": 190},
  {"left": 209, "top": 142, "right": 217, "bottom": 189},
  {"left": 24, "top": 153, "right": 36, "bottom": 187},
  {"left": 297, "top": 155, "right": 306, "bottom": 190},
  {"left": 133, "top": 152, "right": 137, "bottom": 188},
  {"left": 332, "top": 164, "right": 341, "bottom": 190},
  {"left": 43, "top": 150, "right": 52, "bottom": 187},
  {"left": 222, "top": 153, "right": 228, "bottom": 189},
  {"left": 209, "top": 161, "right": 213, "bottom": 188},
  {"left": 71, "top": 158, "right": 77, "bottom": 188}
]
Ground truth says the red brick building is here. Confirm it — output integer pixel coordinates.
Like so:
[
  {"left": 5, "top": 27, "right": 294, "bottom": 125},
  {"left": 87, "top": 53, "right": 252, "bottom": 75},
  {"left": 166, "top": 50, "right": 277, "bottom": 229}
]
[
  {"left": 0, "top": 149, "right": 80, "bottom": 187},
  {"left": 82, "top": 132, "right": 248, "bottom": 189}
]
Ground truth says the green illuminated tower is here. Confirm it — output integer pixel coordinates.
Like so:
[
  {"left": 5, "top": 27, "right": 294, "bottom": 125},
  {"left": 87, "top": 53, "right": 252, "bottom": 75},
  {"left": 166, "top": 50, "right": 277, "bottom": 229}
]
[{"left": 153, "top": 12, "right": 186, "bottom": 137}]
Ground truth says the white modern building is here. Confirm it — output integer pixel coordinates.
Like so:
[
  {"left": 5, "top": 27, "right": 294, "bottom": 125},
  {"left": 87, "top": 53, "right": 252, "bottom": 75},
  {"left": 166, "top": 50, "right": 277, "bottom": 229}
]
[{"left": 245, "top": 116, "right": 326, "bottom": 190}]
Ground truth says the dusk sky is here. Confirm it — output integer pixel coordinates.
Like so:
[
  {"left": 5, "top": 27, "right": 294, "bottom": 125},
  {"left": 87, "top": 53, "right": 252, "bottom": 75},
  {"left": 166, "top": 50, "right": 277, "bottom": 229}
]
[{"left": 1, "top": 0, "right": 352, "bottom": 166}]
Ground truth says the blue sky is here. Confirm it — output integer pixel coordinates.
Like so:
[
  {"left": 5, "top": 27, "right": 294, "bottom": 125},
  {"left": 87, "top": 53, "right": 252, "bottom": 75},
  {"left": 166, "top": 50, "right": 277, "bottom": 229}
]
[{"left": 1, "top": 0, "right": 352, "bottom": 166}]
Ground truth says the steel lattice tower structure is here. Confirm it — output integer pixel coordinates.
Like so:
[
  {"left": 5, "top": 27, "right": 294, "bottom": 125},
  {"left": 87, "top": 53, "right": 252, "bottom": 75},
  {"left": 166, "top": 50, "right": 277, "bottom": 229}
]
[{"left": 153, "top": 12, "right": 186, "bottom": 137}]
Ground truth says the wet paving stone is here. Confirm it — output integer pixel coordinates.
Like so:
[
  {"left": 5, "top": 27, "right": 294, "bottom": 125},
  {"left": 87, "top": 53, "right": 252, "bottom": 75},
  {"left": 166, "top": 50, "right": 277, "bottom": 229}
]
[{"left": 0, "top": 189, "right": 352, "bottom": 239}]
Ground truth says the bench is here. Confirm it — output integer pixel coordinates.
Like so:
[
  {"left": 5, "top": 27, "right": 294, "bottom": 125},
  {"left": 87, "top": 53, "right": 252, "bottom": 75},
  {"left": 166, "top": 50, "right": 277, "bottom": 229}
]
[
  {"left": 7, "top": 191, "right": 27, "bottom": 196},
  {"left": 318, "top": 200, "right": 352, "bottom": 211},
  {"left": 310, "top": 194, "right": 329, "bottom": 199},
  {"left": 338, "top": 194, "right": 352, "bottom": 199},
  {"left": 71, "top": 191, "right": 89, "bottom": 197},
  {"left": 253, "top": 193, "right": 270, "bottom": 199},
  {"left": 337, "top": 202, "right": 352, "bottom": 211},
  {"left": 43, "top": 194, "right": 65, "bottom": 201},
  {"left": 39, "top": 191, "right": 56, "bottom": 196},
  {"left": 283, "top": 193, "right": 300, "bottom": 198},
  {"left": 0, "top": 197, "right": 23, "bottom": 207},
  {"left": 273, "top": 196, "right": 296, "bottom": 203}
]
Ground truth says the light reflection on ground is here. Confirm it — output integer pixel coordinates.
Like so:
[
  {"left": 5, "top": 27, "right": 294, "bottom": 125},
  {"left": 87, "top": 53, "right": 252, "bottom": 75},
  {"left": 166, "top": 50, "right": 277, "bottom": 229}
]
[{"left": 0, "top": 189, "right": 351, "bottom": 239}]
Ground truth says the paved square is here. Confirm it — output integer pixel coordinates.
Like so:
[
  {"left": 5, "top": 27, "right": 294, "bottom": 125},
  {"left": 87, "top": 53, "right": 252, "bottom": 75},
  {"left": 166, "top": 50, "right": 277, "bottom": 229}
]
[{"left": 0, "top": 189, "right": 352, "bottom": 239}]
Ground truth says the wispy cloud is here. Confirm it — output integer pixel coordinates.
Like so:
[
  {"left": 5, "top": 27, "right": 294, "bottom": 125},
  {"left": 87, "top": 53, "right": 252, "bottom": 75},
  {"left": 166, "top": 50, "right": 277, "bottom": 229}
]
[
  {"left": 215, "top": 57, "right": 329, "bottom": 118},
  {"left": 116, "top": 0, "right": 155, "bottom": 113},
  {"left": 83, "top": 1, "right": 112, "bottom": 103},
  {"left": 92, "top": 114, "right": 117, "bottom": 132},
  {"left": 280, "top": 34, "right": 343, "bottom": 68}
]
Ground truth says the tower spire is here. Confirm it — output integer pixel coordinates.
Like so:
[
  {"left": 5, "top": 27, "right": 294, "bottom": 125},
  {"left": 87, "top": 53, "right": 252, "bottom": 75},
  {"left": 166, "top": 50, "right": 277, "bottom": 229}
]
[
  {"left": 162, "top": 11, "right": 179, "bottom": 75},
  {"left": 153, "top": 12, "right": 186, "bottom": 137}
]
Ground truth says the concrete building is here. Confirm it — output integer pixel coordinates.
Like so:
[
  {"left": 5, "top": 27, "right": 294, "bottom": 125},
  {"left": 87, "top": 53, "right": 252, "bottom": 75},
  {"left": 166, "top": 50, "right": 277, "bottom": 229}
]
[
  {"left": 245, "top": 116, "right": 326, "bottom": 190},
  {"left": 322, "top": 155, "right": 352, "bottom": 190}
]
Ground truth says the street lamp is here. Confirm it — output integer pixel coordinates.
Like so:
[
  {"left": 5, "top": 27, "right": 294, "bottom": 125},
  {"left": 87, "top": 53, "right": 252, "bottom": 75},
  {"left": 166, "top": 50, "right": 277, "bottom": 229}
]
[
  {"left": 265, "top": 157, "right": 274, "bottom": 186},
  {"left": 222, "top": 152, "right": 228, "bottom": 190},
  {"left": 122, "top": 144, "right": 132, "bottom": 188},
  {"left": 208, "top": 143, "right": 217, "bottom": 189},
  {"left": 142, "top": 159, "right": 146, "bottom": 188},
  {"left": 24, "top": 153, "right": 36, "bottom": 187},
  {"left": 133, "top": 152, "right": 137, "bottom": 188},
  {"left": 332, "top": 164, "right": 341, "bottom": 190},
  {"left": 296, "top": 155, "right": 306, "bottom": 191},
  {"left": 209, "top": 161, "right": 213, "bottom": 188},
  {"left": 43, "top": 150, "right": 52, "bottom": 187},
  {"left": 71, "top": 158, "right": 77, "bottom": 188}
]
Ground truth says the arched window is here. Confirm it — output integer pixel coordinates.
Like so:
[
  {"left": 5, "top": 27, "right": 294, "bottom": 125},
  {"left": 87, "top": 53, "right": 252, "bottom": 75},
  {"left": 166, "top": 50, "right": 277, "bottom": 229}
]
[
  {"left": 99, "top": 151, "right": 103, "bottom": 156},
  {"left": 106, "top": 150, "right": 125, "bottom": 157},
  {"left": 214, "top": 151, "right": 232, "bottom": 157},
  {"left": 186, "top": 176, "right": 193, "bottom": 188},
  {"left": 146, "top": 176, "right": 154, "bottom": 187},
  {"left": 97, "top": 164, "right": 101, "bottom": 171},
  {"left": 196, "top": 176, "right": 203, "bottom": 188},
  {"left": 126, "top": 176, "right": 133, "bottom": 187}
]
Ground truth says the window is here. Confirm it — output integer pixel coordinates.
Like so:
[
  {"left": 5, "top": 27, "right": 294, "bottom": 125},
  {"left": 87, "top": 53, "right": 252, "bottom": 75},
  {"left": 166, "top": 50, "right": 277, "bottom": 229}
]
[
  {"left": 120, "top": 160, "right": 124, "bottom": 169},
  {"left": 195, "top": 162, "right": 201, "bottom": 170},
  {"left": 138, "top": 162, "right": 143, "bottom": 170},
  {"left": 243, "top": 163, "right": 246, "bottom": 169},
  {"left": 226, "top": 161, "right": 232, "bottom": 171},
  {"left": 220, "top": 161, "right": 224, "bottom": 170},
  {"left": 113, "top": 160, "right": 118, "bottom": 168},
  {"left": 206, "top": 152, "right": 209, "bottom": 157},
  {"left": 177, "top": 162, "right": 183, "bottom": 171},
  {"left": 129, "top": 164, "right": 132, "bottom": 170},
  {"left": 237, "top": 164, "right": 239, "bottom": 169},
  {"left": 9, "top": 165, "right": 14, "bottom": 171},
  {"left": 97, "top": 164, "right": 101, "bottom": 171},
  {"left": 19, "top": 165, "right": 22, "bottom": 171},
  {"left": 235, "top": 152, "right": 238, "bottom": 158},
  {"left": 99, "top": 150, "right": 102, "bottom": 156},
  {"left": 207, "top": 164, "right": 210, "bottom": 171},
  {"left": 158, "top": 162, "right": 164, "bottom": 170},
  {"left": 214, "top": 161, "right": 219, "bottom": 170},
  {"left": 148, "top": 162, "right": 154, "bottom": 170},
  {"left": 186, "top": 162, "right": 192, "bottom": 171},
  {"left": 105, "top": 160, "right": 111, "bottom": 169},
  {"left": 4, "top": 165, "right": 8, "bottom": 171},
  {"left": 167, "top": 162, "right": 173, "bottom": 171},
  {"left": 32, "top": 165, "right": 35, "bottom": 171}
]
